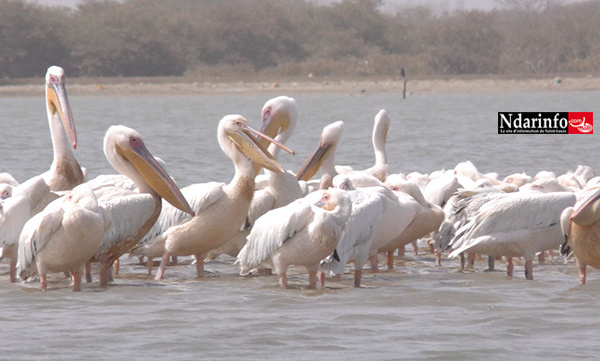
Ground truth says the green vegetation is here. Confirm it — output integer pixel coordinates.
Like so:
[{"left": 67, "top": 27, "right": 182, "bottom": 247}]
[{"left": 0, "top": 0, "right": 598, "bottom": 79}]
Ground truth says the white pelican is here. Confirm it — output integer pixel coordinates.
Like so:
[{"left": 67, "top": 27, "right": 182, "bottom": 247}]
[
  {"left": 41, "top": 66, "right": 86, "bottom": 191},
  {"left": 0, "top": 176, "right": 59, "bottom": 281},
  {"left": 381, "top": 176, "right": 445, "bottom": 267},
  {"left": 448, "top": 191, "right": 576, "bottom": 279},
  {"left": 17, "top": 186, "right": 106, "bottom": 291},
  {"left": 205, "top": 96, "right": 303, "bottom": 262},
  {"left": 560, "top": 185, "right": 600, "bottom": 284},
  {"left": 149, "top": 114, "right": 290, "bottom": 280},
  {"left": 237, "top": 188, "right": 352, "bottom": 289},
  {"left": 334, "top": 110, "right": 392, "bottom": 186},
  {"left": 320, "top": 177, "right": 385, "bottom": 287},
  {"left": 296, "top": 121, "right": 344, "bottom": 190},
  {"left": 84, "top": 125, "right": 193, "bottom": 286}
]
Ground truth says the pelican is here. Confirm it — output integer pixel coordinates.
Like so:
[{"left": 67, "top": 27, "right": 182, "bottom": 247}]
[
  {"left": 150, "top": 114, "right": 290, "bottom": 280},
  {"left": 84, "top": 125, "right": 193, "bottom": 286},
  {"left": 296, "top": 121, "right": 344, "bottom": 190},
  {"left": 448, "top": 191, "right": 576, "bottom": 279},
  {"left": 41, "top": 66, "right": 86, "bottom": 191},
  {"left": 561, "top": 185, "right": 600, "bottom": 284},
  {"left": 320, "top": 177, "right": 385, "bottom": 287},
  {"left": 237, "top": 188, "right": 352, "bottom": 289},
  {"left": 381, "top": 176, "right": 445, "bottom": 267},
  {"left": 0, "top": 176, "right": 59, "bottom": 281},
  {"left": 335, "top": 110, "right": 391, "bottom": 185},
  {"left": 205, "top": 96, "right": 303, "bottom": 262},
  {"left": 17, "top": 186, "right": 106, "bottom": 291}
]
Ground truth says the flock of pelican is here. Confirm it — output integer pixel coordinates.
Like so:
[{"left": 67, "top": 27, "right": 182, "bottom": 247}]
[{"left": 2, "top": 65, "right": 600, "bottom": 292}]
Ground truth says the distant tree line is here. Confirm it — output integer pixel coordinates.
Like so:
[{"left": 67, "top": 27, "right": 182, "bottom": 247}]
[{"left": 0, "top": 0, "right": 599, "bottom": 78}]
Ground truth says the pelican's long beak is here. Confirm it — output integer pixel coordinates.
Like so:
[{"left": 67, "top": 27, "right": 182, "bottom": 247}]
[
  {"left": 47, "top": 81, "right": 77, "bottom": 150},
  {"left": 296, "top": 141, "right": 334, "bottom": 181},
  {"left": 116, "top": 142, "right": 194, "bottom": 215},
  {"left": 229, "top": 125, "right": 292, "bottom": 174}
]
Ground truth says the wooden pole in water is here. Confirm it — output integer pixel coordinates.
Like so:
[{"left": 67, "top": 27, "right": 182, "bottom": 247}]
[{"left": 400, "top": 67, "right": 407, "bottom": 99}]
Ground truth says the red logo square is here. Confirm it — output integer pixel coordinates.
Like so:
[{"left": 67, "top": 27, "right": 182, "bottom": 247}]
[{"left": 568, "top": 112, "right": 593, "bottom": 134}]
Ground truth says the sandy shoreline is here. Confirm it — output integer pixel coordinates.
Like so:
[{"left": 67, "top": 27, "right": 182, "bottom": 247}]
[{"left": 1, "top": 75, "right": 599, "bottom": 97}]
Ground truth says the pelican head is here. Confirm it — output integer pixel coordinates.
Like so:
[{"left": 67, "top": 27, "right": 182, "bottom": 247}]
[
  {"left": 260, "top": 96, "right": 297, "bottom": 143},
  {"left": 104, "top": 125, "right": 193, "bottom": 215},
  {"left": 219, "top": 114, "right": 292, "bottom": 174},
  {"left": 296, "top": 121, "right": 344, "bottom": 181},
  {"left": 312, "top": 188, "right": 352, "bottom": 220},
  {"left": 45, "top": 66, "right": 76, "bottom": 150}
]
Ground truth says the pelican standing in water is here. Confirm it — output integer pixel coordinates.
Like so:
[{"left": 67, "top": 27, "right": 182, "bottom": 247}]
[
  {"left": 0, "top": 66, "right": 84, "bottom": 281},
  {"left": 17, "top": 187, "right": 106, "bottom": 291},
  {"left": 561, "top": 186, "right": 600, "bottom": 284},
  {"left": 84, "top": 125, "right": 193, "bottom": 286},
  {"left": 41, "top": 66, "right": 86, "bottom": 191},
  {"left": 204, "top": 96, "right": 303, "bottom": 261},
  {"left": 152, "top": 114, "right": 291, "bottom": 280},
  {"left": 448, "top": 191, "right": 575, "bottom": 279},
  {"left": 237, "top": 188, "right": 352, "bottom": 289}
]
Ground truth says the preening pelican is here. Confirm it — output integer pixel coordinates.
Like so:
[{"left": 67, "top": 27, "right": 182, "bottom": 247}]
[
  {"left": 237, "top": 188, "right": 352, "bottom": 289},
  {"left": 85, "top": 125, "right": 193, "bottom": 286},
  {"left": 17, "top": 187, "right": 106, "bottom": 291},
  {"left": 150, "top": 114, "right": 290, "bottom": 280},
  {"left": 448, "top": 191, "right": 576, "bottom": 279},
  {"left": 41, "top": 66, "right": 86, "bottom": 191},
  {"left": 0, "top": 176, "right": 59, "bottom": 281},
  {"left": 561, "top": 185, "right": 600, "bottom": 284},
  {"left": 320, "top": 177, "right": 385, "bottom": 287}
]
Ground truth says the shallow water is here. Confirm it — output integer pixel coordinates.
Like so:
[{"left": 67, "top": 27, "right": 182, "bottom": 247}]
[{"left": 1, "top": 90, "right": 600, "bottom": 360}]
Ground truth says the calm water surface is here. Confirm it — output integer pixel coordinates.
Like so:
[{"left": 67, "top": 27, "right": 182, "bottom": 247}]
[{"left": 1, "top": 90, "right": 599, "bottom": 360}]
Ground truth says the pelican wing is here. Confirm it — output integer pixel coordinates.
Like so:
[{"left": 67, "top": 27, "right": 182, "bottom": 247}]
[
  {"left": 95, "top": 190, "right": 157, "bottom": 256},
  {"left": 246, "top": 188, "right": 276, "bottom": 228},
  {"left": 132, "top": 182, "right": 225, "bottom": 254},
  {"left": 321, "top": 190, "right": 384, "bottom": 275},
  {"left": 17, "top": 201, "right": 65, "bottom": 279},
  {"left": 570, "top": 186, "right": 600, "bottom": 225},
  {"left": 237, "top": 198, "right": 313, "bottom": 274},
  {"left": 448, "top": 192, "right": 576, "bottom": 257}
]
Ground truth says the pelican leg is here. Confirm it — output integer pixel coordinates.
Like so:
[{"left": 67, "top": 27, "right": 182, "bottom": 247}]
[
  {"left": 467, "top": 252, "right": 475, "bottom": 269},
  {"left": 485, "top": 256, "right": 495, "bottom": 272},
  {"left": 397, "top": 246, "right": 405, "bottom": 257},
  {"left": 194, "top": 255, "right": 204, "bottom": 278},
  {"left": 506, "top": 257, "right": 514, "bottom": 278},
  {"left": 435, "top": 249, "right": 441, "bottom": 267},
  {"left": 9, "top": 260, "right": 16, "bottom": 283},
  {"left": 369, "top": 255, "right": 379, "bottom": 272},
  {"left": 85, "top": 262, "right": 92, "bottom": 283},
  {"left": 171, "top": 256, "right": 178, "bottom": 265},
  {"left": 460, "top": 253, "right": 465, "bottom": 270},
  {"left": 318, "top": 271, "right": 325, "bottom": 287},
  {"left": 40, "top": 273, "right": 47, "bottom": 292},
  {"left": 412, "top": 241, "right": 418, "bottom": 255},
  {"left": 354, "top": 268, "right": 362, "bottom": 288},
  {"left": 146, "top": 258, "right": 154, "bottom": 276},
  {"left": 138, "top": 256, "right": 145, "bottom": 265},
  {"left": 279, "top": 273, "right": 288, "bottom": 289},
  {"left": 113, "top": 259, "right": 120, "bottom": 276},
  {"left": 99, "top": 264, "right": 111, "bottom": 287},
  {"left": 524, "top": 260, "right": 534, "bottom": 280},
  {"left": 155, "top": 252, "right": 170, "bottom": 280},
  {"left": 387, "top": 251, "right": 395, "bottom": 270},
  {"left": 578, "top": 262, "right": 587, "bottom": 285},
  {"left": 71, "top": 270, "right": 82, "bottom": 292},
  {"left": 308, "top": 270, "right": 318, "bottom": 289}
]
